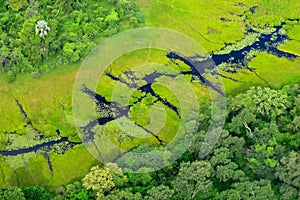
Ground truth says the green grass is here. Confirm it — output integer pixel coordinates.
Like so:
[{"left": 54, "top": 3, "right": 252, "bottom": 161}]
[
  {"left": 221, "top": 53, "right": 300, "bottom": 95},
  {"left": 130, "top": 103, "right": 151, "bottom": 126},
  {"left": 0, "top": 153, "right": 51, "bottom": 187},
  {"left": 0, "top": 64, "right": 88, "bottom": 189},
  {"left": 0, "top": 145, "right": 99, "bottom": 190},
  {"left": 246, "top": 0, "right": 300, "bottom": 27},
  {"left": 48, "top": 145, "right": 99, "bottom": 189},
  {"left": 139, "top": 0, "right": 247, "bottom": 52},
  {"left": 0, "top": 63, "right": 79, "bottom": 140},
  {"left": 279, "top": 40, "right": 300, "bottom": 57}
]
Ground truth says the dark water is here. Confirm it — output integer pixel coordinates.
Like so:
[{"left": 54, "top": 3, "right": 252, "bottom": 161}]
[
  {"left": 249, "top": 6, "right": 258, "bottom": 14},
  {"left": 81, "top": 84, "right": 165, "bottom": 145},
  {"left": 0, "top": 101, "right": 80, "bottom": 175},
  {"left": 288, "top": 18, "right": 300, "bottom": 22},
  {"left": 81, "top": 84, "right": 130, "bottom": 118},
  {"left": 212, "top": 24, "right": 297, "bottom": 66},
  {"left": 15, "top": 99, "right": 44, "bottom": 140},
  {"left": 15, "top": 100, "right": 28, "bottom": 120},
  {"left": 166, "top": 23, "right": 298, "bottom": 95},
  {"left": 1, "top": 21, "right": 298, "bottom": 164},
  {"left": 166, "top": 52, "right": 225, "bottom": 95},
  {"left": 93, "top": 22, "right": 299, "bottom": 138},
  {"left": 0, "top": 137, "right": 69, "bottom": 156},
  {"left": 44, "top": 153, "right": 53, "bottom": 175},
  {"left": 220, "top": 18, "right": 231, "bottom": 22},
  {"left": 105, "top": 71, "right": 180, "bottom": 116}
]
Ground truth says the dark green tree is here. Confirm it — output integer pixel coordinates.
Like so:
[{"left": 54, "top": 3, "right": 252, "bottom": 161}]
[
  {"left": 103, "top": 189, "right": 142, "bottom": 200},
  {"left": 0, "top": 186, "right": 26, "bottom": 200},
  {"left": 173, "top": 161, "right": 213, "bottom": 199},
  {"left": 216, "top": 179, "right": 276, "bottom": 200},
  {"left": 63, "top": 181, "right": 90, "bottom": 200},
  {"left": 145, "top": 185, "right": 174, "bottom": 200},
  {"left": 275, "top": 151, "right": 300, "bottom": 200},
  {"left": 22, "top": 186, "right": 52, "bottom": 200}
]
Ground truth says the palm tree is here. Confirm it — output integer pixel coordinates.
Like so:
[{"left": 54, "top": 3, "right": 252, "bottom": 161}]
[{"left": 35, "top": 20, "right": 50, "bottom": 52}]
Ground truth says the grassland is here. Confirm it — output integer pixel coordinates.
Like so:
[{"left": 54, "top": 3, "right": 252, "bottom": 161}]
[
  {"left": 0, "top": 0, "right": 300, "bottom": 190},
  {"left": 0, "top": 64, "right": 79, "bottom": 139}
]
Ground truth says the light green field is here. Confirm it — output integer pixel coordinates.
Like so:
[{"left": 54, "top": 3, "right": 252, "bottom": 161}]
[
  {"left": 221, "top": 53, "right": 300, "bottom": 95},
  {"left": 0, "top": 145, "right": 99, "bottom": 190},
  {"left": 0, "top": 65, "right": 79, "bottom": 139},
  {"left": 139, "top": 0, "right": 247, "bottom": 52}
]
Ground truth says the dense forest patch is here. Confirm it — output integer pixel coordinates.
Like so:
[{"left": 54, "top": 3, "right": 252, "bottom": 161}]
[{"left": 0, "top": 0, "right": 144, "bottom": 81}]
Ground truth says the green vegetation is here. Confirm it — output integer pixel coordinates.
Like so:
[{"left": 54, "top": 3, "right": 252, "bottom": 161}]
[
  {"left": 0, "top": 0, "right": 144, "bottom": 81},
  {"left": 0, "top": 0, "right": 299, "bottom": 199},
  {"left": 0, "top": 85, "right": 299, "bottom": 199},
  {"left": 221, "top": 53, "right": 300, "bottom": 95},
  {"left": 246, "top": 0, "right": 300, "bottom": 27}
]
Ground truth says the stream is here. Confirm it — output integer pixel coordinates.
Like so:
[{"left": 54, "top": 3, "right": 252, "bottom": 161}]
[
  {"left": 0, "top": 137, "right": 69, "bottom": 156},
  {"left": 167, "top": 22, "right": 298, "bottom": 94},
  {"left": 0, "top": 100, "right": 80, "bottom": 175},
  {"left": 0, "top": 19, "right": 299, "bottom": 172}
]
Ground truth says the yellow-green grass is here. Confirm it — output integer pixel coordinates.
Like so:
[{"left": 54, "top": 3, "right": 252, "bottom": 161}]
[
  {"left": 279, "top": 40, "right": 300, "bottom": 57},
  {"left": 284, "top": 23, "right": 300, "bottom": 41},
  {"left": 1, "top": 0, "right": 298, "bottom": 137},
  {"left": 221, "top": 53, "right": 300, "bottom": 96},
  {"left": 0, "top": 153, "right": 52, "bottom": 187},
  {"left": 139, "top": 0, "right": 300, "bottom": 52},
  {"left": 0, "top": 64, "right": 79, "bottom": 140},
  {"left": 95, "top": 51, "right": 191, "bottom": 151},
  {"left": 47, "top": 145, "right": 100, "bottom": 189},
  {"left": 245, "top": 0, "right": 300, "bottom": 27},
  {"left": 130, "top": 103, "right": 151, "bottom": 126},
  {"left": 139, "top": 0, "right": 248, "bottom": 52},
  {"left": 6, "top": 154, "right": 52, "bottom": 186},
  {"left": 0, "top": 145, "right": 99, "bottom": 190}
]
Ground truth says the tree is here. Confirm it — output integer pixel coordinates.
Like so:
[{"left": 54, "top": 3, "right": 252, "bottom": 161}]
[
  {"left": 173, "top": 161, "right": 213, "bottom": 199},
  {"left": 129, "top": 17, "right": 138, "bottom": 27},
  {"left": 19, "top": 17, "right": 42, "bottom": 66},
  {"left": 35, "top": 20, "right": 50, "bottom": 52},
  {"left": 118, "top": 0, "right": 136, "bottom": 11},
  {"left": 82, "top": 164, "right": 126, "bottom": 199},
  {"left": 105, "top": 10, "right": 119, "bottom": 26},
  {"left": 247, "top": 143, "right": 280, "bottom": 180},
  {"left": 230, "top": 86, "right": 288, "bottom": 120},
  {"left": 229, "top": 109, "right": 257, "bottom": 137},
  {"left": 245, "top": 123, "right": 285, "bottom": 180},
  {"left": 22, "top": 186, "right": 52, "bottom": 200},
  {"left": 6, "top": 0, "right": 28, "bottom": 11},
  {"left": 117, "top": 144, "right": 172, "bottom": 172},
  {"left": 102, "top": 189, "right": 142, "bottom": 200},
  {"left": 104, "top": 10, "right": 120, "bottom": 36},
  {"left": 126, "top": 172, "right": 155, "bottom": 194},
  {"left": 0, "top": 0, "right": 144, "bottom": 80},
  {"left": 0, "top": 186, "right": 26, "bottom": 200},
  {"left": 275, "top": 151, "right": 300, "bottom": 199},
  {"left": 210, "top": 147, "right": 246, "bottom": 183},
  {"left": 145, "top": 185, "right": 174, "bottom": 200},
  {"left": 216, "top": 179, "right": 276, "bottom": 200},
  {"left": 63, "top": 181, "right": 90, "bottom": 200},
  {"left": 62, "top": 42, "right": 80, "bottom": 63},
  {"left": 6, "top": 70, "right": 16, "bottom": 82},
  {"left": 212, "top": 130, "right": 245, "bottom": 159},
  {"left": 288, "top": 115, "right": 300, "bottom": 132}
]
